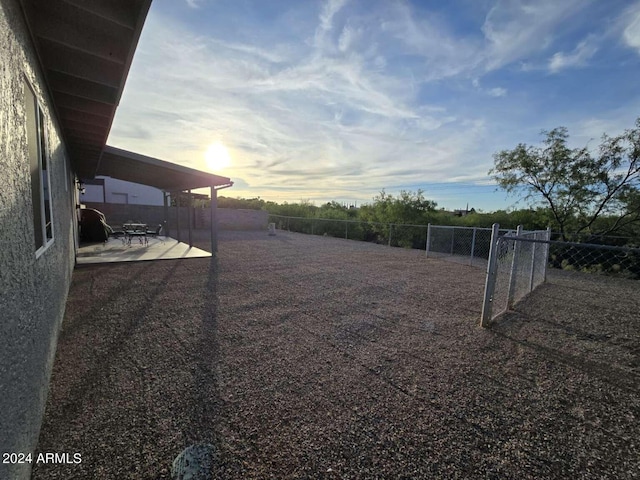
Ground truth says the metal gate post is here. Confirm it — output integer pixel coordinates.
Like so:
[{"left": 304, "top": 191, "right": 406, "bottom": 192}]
[
  {"left": 529, "top": 232, "right": 538, "bottom": 292},
  {"left": 543, "top": 227, "right": 551, "bottom": 282},
  {"left": 450, "top": 227, "right": 455, "bottom": 255},
  {"left": 480, "top": 223, "right": 500, "bottom": 327},
  {"left": 506, "top": 225, "right": 523, "bottom": 309},
  {"left": 470, "top": 227, "right": 477, "bottom": 266},
  {"left": 425, "top": 223, "right": 431, "bottom": 257}
]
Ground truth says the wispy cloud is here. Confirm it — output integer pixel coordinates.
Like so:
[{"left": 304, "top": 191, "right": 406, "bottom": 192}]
[
  {"left": 488, "top": 87, "right": 507, "bottom": 97},
  {"left": 185, "top": 0, "right": 204, "bottom": 9},
  {"left": 623, "top": 2, "right": 640, "bottom": 53},
  {"left": 114, "top": 10, "right": 485, "bottom": 197},
  {"left": 548, "top": 36, "right": 598, "bottom": 73},
  {"left": 109, "top": 0, "right": 639, "bottom": 210},
  {"left": 472, "top": 78, "right": 507, "bottom": 98},
  {"left": 314, "top": 0, "right": 350, "bottom": 50},
  {"left": 482, "top": 0, "right": 587, "bottom": 71}
]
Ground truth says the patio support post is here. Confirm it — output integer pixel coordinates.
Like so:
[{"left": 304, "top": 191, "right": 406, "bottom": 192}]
[
  {"left": 176, "top": 192, "right": 181, "bottom": 243},
  {"left": 187, "top": 189, "right": 193, "bottom": 247},
  {"left": 210, "top": 186, "right": 218, "bottom": 254},
  {"left": 163, "top": 192, "right": 169, "bottom": 237}
]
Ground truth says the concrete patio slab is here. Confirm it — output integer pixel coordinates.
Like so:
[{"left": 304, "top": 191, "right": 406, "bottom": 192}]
[{"left": 76, "top": 236, "right": 211, "bottom": 264}]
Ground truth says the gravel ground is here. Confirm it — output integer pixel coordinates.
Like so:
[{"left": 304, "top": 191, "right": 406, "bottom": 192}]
[{"left": 32, "top": 230, "right": 640, "bottom": 479}]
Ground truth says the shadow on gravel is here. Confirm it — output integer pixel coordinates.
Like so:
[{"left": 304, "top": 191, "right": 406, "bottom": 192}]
[
  {"left": 48, "top": 261, "right": 183, "bottom": 426},
  {"left": 185, "top": 258, "right": 223, "bottom": 444},
  {"left": 490, "top": 310, "right": 640, "bottom": 394}
]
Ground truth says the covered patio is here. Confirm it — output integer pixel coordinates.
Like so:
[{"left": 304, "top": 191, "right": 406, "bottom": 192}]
[
  {"left": 93, "top": 146, "right": 233, "bottom": 256},
  {"left": 76, "top": 236, "right": 211, "bottom": 264},
  {"left": 21, "top": 0, "right": 233, "bottom": 259}
]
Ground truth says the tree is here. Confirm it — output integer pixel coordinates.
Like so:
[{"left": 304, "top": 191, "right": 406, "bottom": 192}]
[
  {"left": 490, "top": 119, "right": 640, "bottom": 240},
  {"left": 358, "top": 189, "right": 438, "bottom": 247},
  {"left": 359, "top": 189, "right": 437, "bottom": 225}
]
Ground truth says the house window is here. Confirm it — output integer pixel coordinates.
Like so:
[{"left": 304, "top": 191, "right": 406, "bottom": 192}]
[{"left": 24, "top": 81, "right": 53, "bottom": 254}]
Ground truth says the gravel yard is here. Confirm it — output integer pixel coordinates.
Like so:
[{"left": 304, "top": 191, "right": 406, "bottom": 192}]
[{"left": 33, "top": 230, "right": 640, "bottom": 479}]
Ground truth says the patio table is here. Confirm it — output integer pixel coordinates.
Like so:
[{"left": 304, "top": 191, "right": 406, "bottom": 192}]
[{"left": 124, "top": 223, "right": 148, "bottom": 245}]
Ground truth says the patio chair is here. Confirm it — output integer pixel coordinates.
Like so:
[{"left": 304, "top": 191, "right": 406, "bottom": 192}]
[
  {"left": 109, "top": 226, "right": 127, "bottom": 245},
  {"left": 126, "top": 230, "right": 148, "bottom": 246},
  {"left": 146, "top": 224, "right": 163, "bottom": 242}
]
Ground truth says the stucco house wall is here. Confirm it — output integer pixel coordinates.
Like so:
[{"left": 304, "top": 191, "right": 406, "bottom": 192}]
[{"left": 0, "top": 1, "right": 77, "bottom": 478}]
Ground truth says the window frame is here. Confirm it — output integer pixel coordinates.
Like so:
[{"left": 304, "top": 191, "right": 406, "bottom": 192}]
[{"left": 24, "top": 79, "right": 54, "bottom": 258}]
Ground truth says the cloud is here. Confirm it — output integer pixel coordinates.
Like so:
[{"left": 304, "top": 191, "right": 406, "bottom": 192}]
[
  {"left": 380, "top": 2, "right": 482, "bottom": 81},
  {"left": 109, "top": 0, "right": 636, "bottom": 211},
  {"left": 623, "top": 3, "right": 640, "bottom": 53},
  {"left": 488, "top": 87, "right": 507, "bottom": 97},
  {"left": 185, "top": 0, "right": 204, "bottom": 9},
  {"left": 471, "top": 78, "right": 507, "bottom": 97},
  {"left": 482, "top": 0, "right": 587, "bottom": 71},
  {"left": 314, "top": 0, "right": 350, "bottom": 50},
  {"left": 548, "top": 36, "right": 598, "bottom": 73},
  {"left": 338, "top": 23, "right": 362, "bottom": 52},
  {"left": 112, "top": 9, "right": 493, "bottom": 201}
]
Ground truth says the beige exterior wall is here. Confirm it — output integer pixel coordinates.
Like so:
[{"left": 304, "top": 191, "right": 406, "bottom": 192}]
[{"left": 0, "top": 1, "right": 78, "bottom": 478}]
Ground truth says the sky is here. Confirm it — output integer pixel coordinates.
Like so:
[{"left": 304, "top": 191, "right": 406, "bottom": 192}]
[{"left": 109, "top": 0, "right": 640, "bottom": 212}]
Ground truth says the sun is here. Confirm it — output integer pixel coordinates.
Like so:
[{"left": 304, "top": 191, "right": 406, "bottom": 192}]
[{"left": 205, "top": 142, "right": 231, "bottom": 171}]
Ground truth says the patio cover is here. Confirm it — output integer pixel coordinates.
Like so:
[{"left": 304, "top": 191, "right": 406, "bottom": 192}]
[
  {"left": 98, "top": 146, "right": 233, "bottom": 191},
  {"left": 19, "top": 0, "right": 153, "bottom": 180},
  {"left": 97, "top": 146, "right": 233, "bottom": 254}
]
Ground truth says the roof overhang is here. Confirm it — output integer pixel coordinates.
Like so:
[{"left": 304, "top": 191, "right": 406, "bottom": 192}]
[
  {"left": 20, "top": 0, "right": 152, "bottom": 179},
  {"left": 98, "top": 146, "right": 233, "bottom": 192}
]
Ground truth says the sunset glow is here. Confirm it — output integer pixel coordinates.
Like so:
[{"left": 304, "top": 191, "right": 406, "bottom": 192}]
[{"left": 205, "top": 142, "right": 231, "bottom": 171}]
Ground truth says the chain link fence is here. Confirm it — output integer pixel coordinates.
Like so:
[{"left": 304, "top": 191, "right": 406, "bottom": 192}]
[
  {"left": 481, "top": 226, "right": 550, "bottom": 326},
  {"left": 268, "top": 215, "right": 639, "bottom": 328},
  {"left": 269, "top": 215, "right": 521, "bottom": 257},
  {"left": 426, "top": 225, "right": 517, "bottom": 267},
  {"left": 268, "top": 214, "right": 429, "bottom": 248},
  {"left": 481, "top": 225, "right": 640, "bottom": 326},
  {"left": 547, "top": 240, "right": 640, "bottom": 276}
]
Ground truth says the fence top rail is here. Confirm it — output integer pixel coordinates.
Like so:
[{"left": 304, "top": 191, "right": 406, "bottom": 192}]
[
  {"left": 500, "top": 235, "right": 640, "bottom": 253},
  {"left": 430, "top": 225, "right": 513, "bottom": 233},
  {"left": 269, "top": 214, "right": 513, "bottom": 232},
  {"left": 268, "top": 214, "right": 385, "bottom": 226},
  {"left": 268, "top": 214, "right": 429, "bottom": 228}
]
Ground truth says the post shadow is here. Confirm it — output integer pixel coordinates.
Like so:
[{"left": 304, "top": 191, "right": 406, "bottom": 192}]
[{"left": 177, "top": 256, "right": 225, "bottom": 476}]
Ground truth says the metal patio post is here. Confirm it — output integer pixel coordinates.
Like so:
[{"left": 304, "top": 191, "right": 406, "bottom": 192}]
[
  {"left": 176, "top": 192, "right": 181, "bottom": 242},
  {"left": 163, "top": 192, "right": 169, "bottom": 237},
  {"left": 210, "top": 186, "right": 218, "bottom": 254},
  {"left": 187, "top": 189, "right": 193, "bottom": 247}
]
